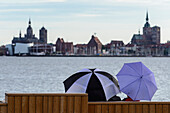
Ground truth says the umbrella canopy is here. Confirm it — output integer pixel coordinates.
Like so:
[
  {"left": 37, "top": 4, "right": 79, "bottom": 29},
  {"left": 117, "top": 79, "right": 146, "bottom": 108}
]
[
  {"left": 116, "top": 62, "right": 158, "bottom": 101},
  {"left": 63, "top": 68, "right": 120, "bottom": 101}
]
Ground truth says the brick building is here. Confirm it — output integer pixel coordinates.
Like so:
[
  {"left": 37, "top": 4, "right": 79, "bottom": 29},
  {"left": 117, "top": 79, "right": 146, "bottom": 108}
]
[
  {"left": 56, "top": 38, "right": 74, "bottom": 55},
  {"left": 87, "top": 35, "right": 102, "bottom": 55}
]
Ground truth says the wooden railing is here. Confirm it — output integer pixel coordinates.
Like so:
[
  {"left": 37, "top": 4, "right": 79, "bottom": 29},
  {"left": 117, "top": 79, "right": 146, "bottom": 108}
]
[
  {"left": 88, "top": 101, "right": 170, "bottom": 113},
  {"left": 0, "top": 102, "right": 7, "bottom": 113},
  {"left": 6, "top": 93, "right": 88, "bottom": 113},
  {"left": 1, "top": 93, "right": 170, "bottom": 113}
]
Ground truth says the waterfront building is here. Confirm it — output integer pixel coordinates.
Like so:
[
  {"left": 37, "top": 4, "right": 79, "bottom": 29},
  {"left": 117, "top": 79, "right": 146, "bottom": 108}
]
[
  {"left": 56, "top": 38, "right": 74, "bottom": 55},
  {"left": 39, "top": 27, "right": 47, "bottom": 44},
  {"left": 0, "top": 45, "right": 7, "bottom": 56},
  {"left": 87, "top": 35, "right": 102, "bottom": 55},
  {"left": 56, "top": 38, "right": 65, "bottom": 54},
  {"left": 64, "top": 42, "right": 74, "bottom": 55},
  {"left": 29, "top": 44, "right": 53, "bottom": 55},
  {"left": 104, "top": 40, "right": 125, "bottom": 55},
  {"left": 131, "top": 11, "right": 160, "bottom": 46},
  {"left": 74, "top": 44, "right": 87, "bottom": 55}
]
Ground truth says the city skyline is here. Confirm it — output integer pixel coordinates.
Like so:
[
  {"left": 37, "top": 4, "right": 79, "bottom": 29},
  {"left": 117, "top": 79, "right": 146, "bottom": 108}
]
[{"left": 0, "top": 0, "right": 170, "bottom": 45}]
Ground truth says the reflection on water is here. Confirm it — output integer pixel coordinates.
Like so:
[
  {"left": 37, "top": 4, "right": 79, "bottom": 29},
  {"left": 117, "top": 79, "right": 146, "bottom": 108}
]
[{"left": 0, "top": 57, "right": 170, "bottom": 101}]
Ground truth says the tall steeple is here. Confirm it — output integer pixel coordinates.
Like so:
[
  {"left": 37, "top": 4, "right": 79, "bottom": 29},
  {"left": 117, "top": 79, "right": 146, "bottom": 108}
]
[
  {"left": 29, "top": 18, "right": 31, "bottom": 26},
  {"left": 19, "top": 30, "right": 21, "bottom": 38},
  {"left": 146, "top": 11, "right": 149, "bottom": 22},
  {"left": 144, "top": 11, "right": 150, "bottom": 27}
]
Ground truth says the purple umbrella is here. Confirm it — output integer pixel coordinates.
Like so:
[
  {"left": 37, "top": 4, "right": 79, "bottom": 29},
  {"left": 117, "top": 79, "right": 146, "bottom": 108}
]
[{"left": 116, "top": 62, "right": 158, "bottom": 100}]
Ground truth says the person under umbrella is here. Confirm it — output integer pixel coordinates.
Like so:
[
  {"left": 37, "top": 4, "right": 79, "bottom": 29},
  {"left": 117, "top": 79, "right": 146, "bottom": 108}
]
[
  {"left": 63, "top": 68, "right": 120, "bottom": 101},
  {"left": 116, "top": 62, "right": 158, "bottom": 101}
]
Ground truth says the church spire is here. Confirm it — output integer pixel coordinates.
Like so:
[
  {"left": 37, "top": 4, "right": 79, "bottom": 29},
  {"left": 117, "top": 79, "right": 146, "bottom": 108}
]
[
  {"left": 146, "top": 11, "right": 149, "bottom": 22},
  {"left": 144, "top": 11, "right": 150, "bottom": 28},
  {"left": 19, "top": 30, "right": 21, "bottom": 38},
  {"left": 29, "top": 18, "right": 31, "bottom": 26}
]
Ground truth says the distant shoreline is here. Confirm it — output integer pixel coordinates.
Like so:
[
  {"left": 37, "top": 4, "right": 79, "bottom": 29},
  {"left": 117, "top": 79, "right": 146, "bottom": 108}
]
[{"left": 3, "top": 55, "right": 170, "bottom": 57}]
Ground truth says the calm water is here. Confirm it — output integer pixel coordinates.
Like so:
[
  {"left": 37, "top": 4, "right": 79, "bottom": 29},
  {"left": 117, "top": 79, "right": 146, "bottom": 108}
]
[{"left": 0, "top": 56, "right": 170, "bottom": 101}]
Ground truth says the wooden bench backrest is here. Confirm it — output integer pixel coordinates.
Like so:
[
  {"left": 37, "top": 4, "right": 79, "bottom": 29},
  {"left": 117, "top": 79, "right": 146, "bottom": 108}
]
[
  {"left": 0, "top": 103, "right": 8, "bottom": 113},
  {"left": 6, "top": 93, "right": 88, "bottom": 113},
  {"left": 88, "top": 102, "right": 170, "bottom": 113}
]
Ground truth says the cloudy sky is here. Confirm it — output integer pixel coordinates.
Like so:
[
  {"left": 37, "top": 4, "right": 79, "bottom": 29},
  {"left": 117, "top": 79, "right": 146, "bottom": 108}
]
[{"left": 0, "top": 0, "right": 170, "bottom": 45}]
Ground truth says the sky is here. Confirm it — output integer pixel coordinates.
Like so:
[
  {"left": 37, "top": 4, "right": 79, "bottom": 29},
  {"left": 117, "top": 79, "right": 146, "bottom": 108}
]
[{"left": 0, "top": 0, "right": 170, "bottom": 45}]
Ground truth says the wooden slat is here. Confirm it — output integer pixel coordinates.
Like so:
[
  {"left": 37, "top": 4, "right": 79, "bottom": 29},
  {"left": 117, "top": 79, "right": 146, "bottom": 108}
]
[
  {"left": 143, "top": 105, "right": 149, "bottom": 113},
  {"left": 150, "top": 104, "right": 156, "bottom": 113},
  {"left": 60, "top": 96, "right": 67, "bottom": 113},
  {"left": 163, "top": 105, "right": 169, "bottom": 113},
  {"left": 53, "top": 96, "right": 60, "bottom": 113},
  {"left": 95, "top": 105, "right": 101, "bottom": 113},
  {"left": 15, "top": 96, "right": 22, "bottom": 113},
  {"left": 129, "top": 105, "right": 135, "bottom": 113},
  {"left": 67, "top": 96, "right": 73, "bottom": 113},
  {"left": 88, "top": 105, "right": 95, "bottom": 113},
  {"left": 122, "top": 105, "right": 128, "bottom": 113},
  {"left": 22, "top": 96, "right": 29, "bottom": 113},
  {"left": 136, "top": 105, "right": 142, "bottom": 113},
  {"left": 8, "top": 96, "right": 15, "bottom": 113},
  {"left": 43, "top": 96, "right": 48, "bottom": 113},
  {"left": 102, "top": 105, "right": 109, "bottom": 113},
  {"left": 29, "top": 96, "right": 35, "bottom": 113},
  {"left": 74, "top": 96, "right": 81, "bottom": 113},
  {"left": 115, "top": 105, "right": 121, "bottom": 113},
  {"left": 48, "top": 96, "right": 53, "bottom": 113},
  {"left": 156, "top": 105, "right": 162, "bottom": 113},
  {"left": 1, "top": 106, "right": 7, "bottom": 113},
  {"left": 81, "top": 96, "right": 88, "bottom": 113},
  {"left": 36, "top": 96, "right": 43, "bottom": 113},
  {"left": 109, "top": 105, "right": 115, "bottom": 113}
]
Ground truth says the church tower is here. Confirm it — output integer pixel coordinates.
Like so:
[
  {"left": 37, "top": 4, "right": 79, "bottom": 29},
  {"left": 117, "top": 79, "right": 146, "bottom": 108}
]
[
  {"left": 143, "top": 11, "right": 152, "bottom": 45},
  {"left": 26, "top": 19, "right": 33, "bottom": 39},
  {"left": 39, "top": 26, "right": 47, "bottom": 44}
]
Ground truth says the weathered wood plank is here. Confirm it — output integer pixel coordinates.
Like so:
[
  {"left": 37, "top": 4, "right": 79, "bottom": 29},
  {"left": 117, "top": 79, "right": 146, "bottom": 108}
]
[
  {"left": 156, "top": 105, "right": 162, "bottom": 113},
  {"left": 36, "top": 96, "right": 43, "bottom": 113},
  {"left": 95, "top": 105, "right": 101, "bottom": 113},
  {"left": 1, "top": 106, "right": 7, "bottom": 113},
  {"left": 15, "top": 96, "right": 22, "bottom": 113},
  {"left": 122, "top": 105, "right": 128, "bottom": 113},
  {"left": 129, "top": 105, "right": 135, "bottom": 113},
  {"left": 48, "top": 96, "right": 53, "bottom": 113},
  {"left": 102, "top": 105, "right": 109, "bottom": 113},
  {"left": 74, "top": 96, "right": 81, "bottom": 113},
  {"left": 136, "top": 105, "right": 142, "bottom": 113},
  {"left": 53, "top": 96, "right": 60, "bottom": 113},
  {"left": 29, "top": 96, "right": 35, "bottom": 113},
  {"left": 115, "top": 105, "right": 121, "bottom": 113},
  {"left": 88, "top": 105, "right": 95, "bottom": 113},
  {"left": 43, "top": 96, "right": 48, "bottom": 113},
  {"left": 162, "top": 105, "right": 169, "bottom": 113},
  {"left": 81, "top": 96, "right": 88, "bottom": 113},
  {"left": 143, "top": 105, "right": 149, "bottom": 113},
  {"left": 60, "top": 96, "right": 67, "bottom": 113},
  {"left": 109, "top": 105, "right": 115, "bottom": 113},
  {"left": 22, "top": 96, "right": 29, "bottom": 113},
  {"left": 150, "top": 104, "right": 156, "bottom": 113},
  {"left": 8, "top": 96, "right": 15, "bottom": 113}
]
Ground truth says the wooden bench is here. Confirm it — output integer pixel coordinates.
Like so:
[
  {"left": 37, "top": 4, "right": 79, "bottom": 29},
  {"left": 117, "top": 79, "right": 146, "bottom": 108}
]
[
  {"left": 1, "top": 93, "right": 170, "bottom": 113},
  {"left": 5, "top": 93, "right": 88, "bottom": 113},
  {"left": 0, "top": 102, "right": 7, "bottom": 113},
  {"left": 88, "top": 101, "right": 170, "bottom": 113}
]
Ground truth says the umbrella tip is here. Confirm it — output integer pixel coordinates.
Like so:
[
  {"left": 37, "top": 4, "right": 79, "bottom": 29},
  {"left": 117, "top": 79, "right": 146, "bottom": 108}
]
[{"left": 89, "top": 68, "right": 96, "bottom": 72}]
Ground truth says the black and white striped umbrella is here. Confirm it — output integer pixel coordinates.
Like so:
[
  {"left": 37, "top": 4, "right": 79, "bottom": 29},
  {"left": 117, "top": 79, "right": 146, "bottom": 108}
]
[{"left": 63, "top": 68, "right": 120, "bottom": 101}]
